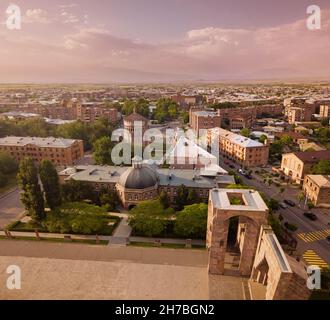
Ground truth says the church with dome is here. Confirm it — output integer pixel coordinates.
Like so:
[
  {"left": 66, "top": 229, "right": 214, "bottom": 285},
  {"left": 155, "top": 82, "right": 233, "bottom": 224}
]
[{"left": 59, "top": 156, "right": 235, "bottom": 210}]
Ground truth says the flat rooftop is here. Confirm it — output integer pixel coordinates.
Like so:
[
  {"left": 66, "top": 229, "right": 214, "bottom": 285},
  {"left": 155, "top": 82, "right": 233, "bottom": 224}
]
[
  {"left": 0, "top": 136, "right": 80, "bottom": 148},
  {"left": 210, "top": 189, "right": 268, "bottom": 212},
  {"left": 210, "top": 128, "right": 265, "bottom": 148},
  {"left": 60, "top": 165, "right": 229, "bottom": 189}
]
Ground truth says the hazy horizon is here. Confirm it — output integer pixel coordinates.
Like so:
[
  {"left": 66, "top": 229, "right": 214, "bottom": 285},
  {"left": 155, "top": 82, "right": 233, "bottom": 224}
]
[{"left": 1, "top": 0, "right": 330, "bottom": 83}]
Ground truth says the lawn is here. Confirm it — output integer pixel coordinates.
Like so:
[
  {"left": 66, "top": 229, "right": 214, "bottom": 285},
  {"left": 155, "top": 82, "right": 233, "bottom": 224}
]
[
  {"left": 0, "top": 235, "right": 109, "bottom": 245},
  {"left": 7, "top": 202, "right": 122, "bottom": 236}
]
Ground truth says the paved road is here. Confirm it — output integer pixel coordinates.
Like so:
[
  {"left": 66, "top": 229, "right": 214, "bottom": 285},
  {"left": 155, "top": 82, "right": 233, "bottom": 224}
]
[
  {"left": 219, "top": 157, "right": 330, "bottom": 265},
  {"left": 0, "top": 189, "right": 24, "bottom": 230}
]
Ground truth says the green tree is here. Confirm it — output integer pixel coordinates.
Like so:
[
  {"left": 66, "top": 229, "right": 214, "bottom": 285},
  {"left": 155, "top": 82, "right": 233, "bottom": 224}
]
[
  {"left": 311, "top": 160, "right": 330, "bottom": 175},
  {"left": 182, "top": 111, "right": 189, "bottom": 124},
  {"left": 128, "top": 200, "right": 174, "bottom": 237},
  {"left": 93, "top": 136, "right": 114, "bottom": 165},
  {"left": 39, "top": 160, "right": 62, "bottom": 210},
  {"left": 280, "top": 135, "right": 293, "bottom": 146},
  {"left": 175, "top": 184, "right": 189, "bottom": 210},
  {"left": 99, "top": 188, "right": 120, "bottom": 211},
  {"left": 55, "top": 121, "right": 91, "bottom": 150},
  {"left": 0, "top": 152, "right": 18, "bottom": 175},
  {"left": 154, "top": 98, "right": 178, "bottom": 123},
  {"left": 174, "top": 203, "right": 208, "bottom": 239},
  {"left": 61, "top": 180, "right": 97, "bottom": 203},
  {"left": 320, "top": 118, "right": 329, "bottom": 127},
  {"left": 259, "top": 135, "right": 268, "bottom": 144},
  {"left": 0, "top": 172, "right": 8, "bottom": 188},
  {"left": 17, "top": 158, "right": 45, "bottom": 221},
  {"left": 159, "top": 191, "right": 170, "bottom": 209},
  {"left": 187, "top": 188, "right": 200, "bottom": 205},
  {"left": 240, "top": 128, "right": 250, "bottom": 137}
]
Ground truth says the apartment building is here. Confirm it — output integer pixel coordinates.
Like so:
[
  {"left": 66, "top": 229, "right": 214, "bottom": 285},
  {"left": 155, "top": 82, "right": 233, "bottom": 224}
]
[
  {"left": 189, "top": 109, "right": 221, "bottom": 133},
  {"left": 190, "top": 104, "right": 283, "bottom": 132},
  {"left": 319, "top": 104, "right": 329, "bottom": 119},
  {"left": 76, "top": 102, "right": 118, "bottom": 124},
  {"left": 303, "top": 175, "right": 330, "bottom": 207},
  {"left": 280, "top": 150, "right": 330, "bottom": 184},
  {"left": 208, "top": 128, "right": 269, "bottom": 167},
  {"left": 284, "top": 98, "right": 315, "bottom": 124},
  {"left": 0, "top": 136, "right": 84, "bottom": 166}
]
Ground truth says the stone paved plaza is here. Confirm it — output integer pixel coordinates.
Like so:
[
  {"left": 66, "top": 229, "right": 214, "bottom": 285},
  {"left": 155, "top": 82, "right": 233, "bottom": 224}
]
[{"left": 0, "top": 241, "right": 247, "bottom": 300}]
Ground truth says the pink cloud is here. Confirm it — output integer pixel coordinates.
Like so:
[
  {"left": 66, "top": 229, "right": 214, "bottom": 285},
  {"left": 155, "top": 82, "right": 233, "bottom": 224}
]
[{"left": 0, "top": 9, "right": 329, "bottom": 82}]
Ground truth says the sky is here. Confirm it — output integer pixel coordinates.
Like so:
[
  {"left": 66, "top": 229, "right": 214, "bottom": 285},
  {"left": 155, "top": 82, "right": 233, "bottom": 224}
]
[{"left": 0, "top": 0, "right": 329, "bottom": 83}]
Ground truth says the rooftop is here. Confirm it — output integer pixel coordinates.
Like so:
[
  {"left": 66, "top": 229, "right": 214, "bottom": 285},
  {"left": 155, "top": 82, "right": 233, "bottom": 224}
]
[
  {"left": 210, "top": 189, "right": 268, "bottom": 212},
  {"left": 0, "top": 136, "right": 80, "bottom": 148},
  {"left": 306, "top": 175, "right": 330, "bottom": 188},
  {"left": 293, "top": 150, "right": 330, "bottom": 163},
  {"left": 210, "top": 128, "right": 265, "bottom": 148},
  {"left": 124, "top": 112, "right": 148, "bottom": 122},
  {"left": 60, "top": 164, "right": 224, "bottom": 189}
]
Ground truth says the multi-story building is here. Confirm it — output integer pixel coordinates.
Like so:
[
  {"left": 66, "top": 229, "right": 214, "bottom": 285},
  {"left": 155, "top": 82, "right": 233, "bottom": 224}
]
[
  {"left": 189, "top": 109, "right": 221, "bottom": 133},
  {"left": 280, "top": 150, "right": 330, "bottom": 184},
  {"left": 0, "top": 136, "right": 84, "bottom": 166},
  {"left": 303, "top": 175, "right": 330, "bottom": 208},
  {"left": 319, "top": 104, "right": 329, "bottom": 119},
  {"left": 208, "top": 128, "right": 269, "bottom": 167},
  {"left": 171, "top": 94, "right": 204, "bottom": 108},
  {"left": 284, "top": 98, "right": 315, "bottom": 124},
  {"left": 190, "top": 104, "right": 283, "bottom": 132},
  {"left": 76, "top": 102, "right": 118, "bottom": 124}
]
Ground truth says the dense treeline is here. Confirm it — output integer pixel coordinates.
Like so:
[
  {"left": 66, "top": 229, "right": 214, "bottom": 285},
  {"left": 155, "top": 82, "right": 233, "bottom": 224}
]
[{"left": 0, "top": 117, "right": 116, "bottom": 150}]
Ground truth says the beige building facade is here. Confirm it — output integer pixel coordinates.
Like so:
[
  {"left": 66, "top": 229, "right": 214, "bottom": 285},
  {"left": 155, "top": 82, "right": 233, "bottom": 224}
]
[
  {"left": 281, "top": 150, "right": 330, "bottom": 184},
  {"left": 0, "top": 136, "right": 84, "bottom": 166},
  {"left": 303, "top": 175, "right": 330, "bottom": 208},
  {"left": 208, "top": 128, "right": 269, "bottom": 167}
]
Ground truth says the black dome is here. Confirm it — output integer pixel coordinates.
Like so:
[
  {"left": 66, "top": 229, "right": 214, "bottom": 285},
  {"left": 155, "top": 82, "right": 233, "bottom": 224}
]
[{"left": 118, "top": 165, "right": 158, "bottom": 189}]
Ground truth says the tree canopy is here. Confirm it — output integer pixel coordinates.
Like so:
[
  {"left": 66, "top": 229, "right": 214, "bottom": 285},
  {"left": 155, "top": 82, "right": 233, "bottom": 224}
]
[{"left": 174, "top": 203, "right": 208, "bottom": 238}]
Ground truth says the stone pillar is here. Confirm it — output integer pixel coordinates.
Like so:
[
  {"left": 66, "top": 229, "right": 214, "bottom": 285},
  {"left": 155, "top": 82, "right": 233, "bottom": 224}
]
[
  {"left": 208, "top": 218, "right": 229, "bottom": 275},
  {"left": 239, "top": 219, "right": 260, "bottom": 276}
]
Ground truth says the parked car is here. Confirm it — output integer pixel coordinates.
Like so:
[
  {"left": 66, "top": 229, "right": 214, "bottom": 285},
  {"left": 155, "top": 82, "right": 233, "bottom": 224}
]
[
  {"left": 283, "top": 199, "right": 295, "bottom": 207},
  {"left": 279, "top": 202, "right": 288, "bottom": 209},
  {"left": 238, "top": 168, "right": 247, "bottom": 175},
  {"left": 229, "top": 164, "right": 235, "bottom": 169},
  {"left": 245, "top": 174, "right": 253, "bottom": 180},
  {"left": 303, "top": 212, "right": 317, "bottom": 221}
]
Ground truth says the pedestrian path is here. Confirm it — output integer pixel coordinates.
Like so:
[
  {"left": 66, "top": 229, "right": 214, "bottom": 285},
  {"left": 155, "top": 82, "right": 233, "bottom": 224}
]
[
  {"left": 302, "top": 250, "right": 329, "bottom": 269},
  {"left": 297, "top": 228, "right": 330, "bottom": 243}
]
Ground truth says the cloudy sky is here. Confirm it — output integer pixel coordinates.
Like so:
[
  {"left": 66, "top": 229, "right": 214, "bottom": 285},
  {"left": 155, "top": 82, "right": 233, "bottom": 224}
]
[{"left": 0, "top": 0, "right": 329, "bottom": 83}]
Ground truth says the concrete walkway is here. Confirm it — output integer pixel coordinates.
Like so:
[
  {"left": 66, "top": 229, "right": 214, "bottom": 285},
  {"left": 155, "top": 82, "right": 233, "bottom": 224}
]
[{"left": 0, "top": 230, "right": 206, "bottom": 246}]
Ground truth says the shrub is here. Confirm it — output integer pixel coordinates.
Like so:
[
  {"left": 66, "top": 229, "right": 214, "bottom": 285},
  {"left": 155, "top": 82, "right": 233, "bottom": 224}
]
[{"left": 284, "top": 222, "right": 298, "bottom": 232}]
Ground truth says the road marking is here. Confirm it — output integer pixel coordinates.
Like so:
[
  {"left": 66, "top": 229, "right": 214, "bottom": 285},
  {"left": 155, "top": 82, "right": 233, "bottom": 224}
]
[
  {"left": 302, "top": 250, "right": 329, "bottom": 269},
  {"left": 297, "top": 228, "right": 330, "bottom": 243}
]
